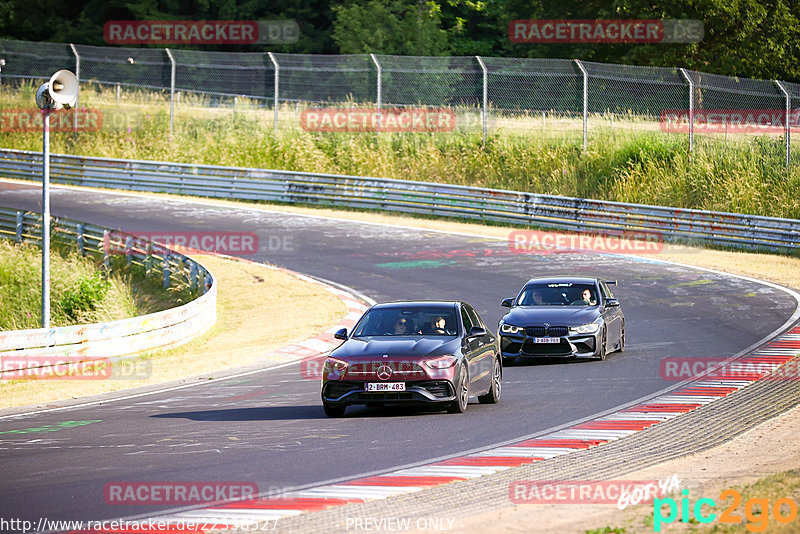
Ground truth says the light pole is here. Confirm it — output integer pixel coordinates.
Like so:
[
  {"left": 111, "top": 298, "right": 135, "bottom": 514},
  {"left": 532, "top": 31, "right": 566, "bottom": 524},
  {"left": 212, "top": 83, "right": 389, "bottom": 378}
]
[{"left": 34, "top": 70, "right": 78, "bottom": 328}]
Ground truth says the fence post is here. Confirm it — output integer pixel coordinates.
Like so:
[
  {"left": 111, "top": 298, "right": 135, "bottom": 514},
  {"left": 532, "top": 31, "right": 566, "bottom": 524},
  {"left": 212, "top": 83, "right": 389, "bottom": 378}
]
[
  {"left": 775, "top": 80, "right": 791, "bottom": 169},
  {"left": 679, "top": 68, "right": 694, "bottom": 155},
  {"left": 145, "top": 241, "right": 152, "bottom": 274},
  {"left": 69, "top": 44, "right": 79, "bottom": 135},
  {"left": 199, "top": 268, "right": 207, "bottom": 295},
  {"left": 165, "top": 48, "right": 175, "bottom": 138},
  {"left": 102, "top": 229, "right": 110, "bottom": 270},
  {"left": 268, "top": 52, "right": 279, "bottom": 129},
  {"left": 15, "top": 211, "right": 23, "bottom": 243},
  {"left": 162, "top": 253, "right": 170, "bottom": 288},
  {"left": 125, "top": 235, "right": 133, "bottom": 266},
  {"left": 69, "top": 43, "right": 81, "bottom": 135},
  {"left": 76, "top": 223, "right": 85, "bottom": 255},
  {"left": 476, "top": 56, "right": 488, "bottom": 145},
  {"left": 190, "top": 260, "right": 198, "bottom": 291},
  {"left": 370, "top": 53, "right": 382, "bottom": 133},
  {"left": 574, "top": 59, "right": 588, "bottom": 151}
]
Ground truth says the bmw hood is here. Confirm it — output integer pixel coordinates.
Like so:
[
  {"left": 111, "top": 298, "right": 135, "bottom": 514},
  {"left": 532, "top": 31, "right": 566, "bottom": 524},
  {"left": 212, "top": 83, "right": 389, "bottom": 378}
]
[
  {"left": 330, "top": 337, "right": 459, "bottom": 360},
  {"left": 501, "top": 306, "right": 600, "bottom": 327}
]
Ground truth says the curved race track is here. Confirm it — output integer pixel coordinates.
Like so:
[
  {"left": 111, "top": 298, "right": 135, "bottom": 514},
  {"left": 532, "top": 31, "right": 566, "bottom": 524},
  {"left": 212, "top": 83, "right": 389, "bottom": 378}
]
[{"left": 0, "top": 181, "right": 796, "bottom": 527}]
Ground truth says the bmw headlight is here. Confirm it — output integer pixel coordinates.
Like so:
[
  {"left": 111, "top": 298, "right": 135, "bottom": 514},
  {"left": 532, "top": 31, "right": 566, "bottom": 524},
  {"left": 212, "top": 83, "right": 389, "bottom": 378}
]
[
  {"left": 569, "top": 322, "right": 601, "bottom": 335},
  {"left": 499, "top": 322, "right": 523, "bottom": 334}
]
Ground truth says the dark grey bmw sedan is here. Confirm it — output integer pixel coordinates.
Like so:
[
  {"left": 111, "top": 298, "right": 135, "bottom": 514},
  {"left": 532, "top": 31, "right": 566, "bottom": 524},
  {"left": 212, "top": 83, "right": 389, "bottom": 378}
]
[{"left": 498, "top": 276, "right": 625, "bottom": 364}]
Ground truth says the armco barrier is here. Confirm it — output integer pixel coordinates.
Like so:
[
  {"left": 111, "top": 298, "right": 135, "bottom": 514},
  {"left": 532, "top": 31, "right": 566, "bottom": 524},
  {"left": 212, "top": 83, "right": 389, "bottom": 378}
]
[
  {"left": 0, "top": 206, "right": 216, "bottom": 375},
  {"left": 0, "top": 148, "right": 798, "bottom": 252}
]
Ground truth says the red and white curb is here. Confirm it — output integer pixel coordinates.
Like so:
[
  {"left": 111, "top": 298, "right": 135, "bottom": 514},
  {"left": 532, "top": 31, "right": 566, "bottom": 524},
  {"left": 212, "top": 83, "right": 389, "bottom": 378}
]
[{"left": 155, "top": 326, "right": 800, "bottom": 528}]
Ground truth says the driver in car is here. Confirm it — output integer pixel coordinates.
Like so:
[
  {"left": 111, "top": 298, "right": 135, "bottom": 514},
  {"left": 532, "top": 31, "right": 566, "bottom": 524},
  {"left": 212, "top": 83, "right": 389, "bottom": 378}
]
[
  {"left": 429, "top": 315, "right": 448, "bottom": 334},
  {"left": 572, "top": 288, "right": 597, "bottom": 306}
]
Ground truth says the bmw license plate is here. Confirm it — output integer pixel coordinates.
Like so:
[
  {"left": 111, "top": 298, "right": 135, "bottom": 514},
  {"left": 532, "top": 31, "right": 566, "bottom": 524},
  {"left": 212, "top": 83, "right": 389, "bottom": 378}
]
[
  {"left": 534, "top": 337, "right": 561, "bottom": 344},
  {"left": 365, "top": 382, "right": 406, "bottom": 392}
]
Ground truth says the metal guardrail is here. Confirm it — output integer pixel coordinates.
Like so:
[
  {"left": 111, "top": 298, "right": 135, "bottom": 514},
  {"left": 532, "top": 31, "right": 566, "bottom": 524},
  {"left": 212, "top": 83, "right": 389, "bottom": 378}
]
[
  {"left": 0, "top": 148, "right": 798, "bottom": 252},
  {"left": 0, "top": 205, "right": 217, "bottom": 374}
]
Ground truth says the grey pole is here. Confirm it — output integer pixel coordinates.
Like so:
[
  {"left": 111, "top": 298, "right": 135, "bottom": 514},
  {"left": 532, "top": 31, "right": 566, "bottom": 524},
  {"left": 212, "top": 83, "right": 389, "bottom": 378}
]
[
  {"left": 775, "top": 80, "right": 791, "bottom": 169},
  {"left": 476, "top": 56, "right": 488, "bottom": 145},
  {"left": 69, "top": 44, "right": 79, "bottom": 135},
  {"left": 370, "top": 53, "right": 382, "bottom": 133},
  {"left": 165, "top": 48, "right": 175, "bottom": 138},
  {"left": 268, "top": 52, "right": 279, "bottom": 129},
  {"left": 41, "top": 110, "right": 51, "bottom": 328},
  {"left": 574, "top": 59, "right": 588, "bottom": 151},
  {"left": 679, "top": 68, "right": 694, "bottom": 155}
]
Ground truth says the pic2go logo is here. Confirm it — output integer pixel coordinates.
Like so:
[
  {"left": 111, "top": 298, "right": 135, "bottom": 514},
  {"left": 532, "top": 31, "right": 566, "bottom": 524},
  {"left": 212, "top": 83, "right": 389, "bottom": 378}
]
[{"left": 654, "top": 489, "right": 799, "bottom": 532}]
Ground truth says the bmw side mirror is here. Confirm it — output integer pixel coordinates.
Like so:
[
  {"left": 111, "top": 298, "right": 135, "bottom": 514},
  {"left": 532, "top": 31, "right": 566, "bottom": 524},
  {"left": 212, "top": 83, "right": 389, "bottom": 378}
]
[
  {"left": 605, "top": 298, "right": 620, "bottom": 307},
  {"left": 501, "top": 298, "right": 514, "bottom": 308},
  {"left": 467, "top": 326, "right": 487, "bottom": 339},
  {"left": 334, "top": 328, "right": 348, "bottom": 340}
]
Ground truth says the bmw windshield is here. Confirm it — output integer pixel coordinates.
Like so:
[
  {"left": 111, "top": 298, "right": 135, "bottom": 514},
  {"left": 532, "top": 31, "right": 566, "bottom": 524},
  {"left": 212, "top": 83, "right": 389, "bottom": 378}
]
[{"left": 517, "top": 283, "right": 599, "bottom": 307}]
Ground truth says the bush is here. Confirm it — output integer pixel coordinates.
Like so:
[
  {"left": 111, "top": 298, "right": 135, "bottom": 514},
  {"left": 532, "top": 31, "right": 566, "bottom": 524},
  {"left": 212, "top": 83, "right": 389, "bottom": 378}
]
[{"left": 58, "top": 272, "right": 111, "bottom": 321}]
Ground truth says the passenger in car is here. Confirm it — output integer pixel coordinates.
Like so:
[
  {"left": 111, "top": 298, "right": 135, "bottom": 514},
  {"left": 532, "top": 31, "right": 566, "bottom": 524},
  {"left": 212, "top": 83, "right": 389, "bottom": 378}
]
[
  {"left": 531, "top": 290, "right": 545, "bottom": 306},
  {"left": 392, "top": 317, "right": 412, "bottom": 335}
]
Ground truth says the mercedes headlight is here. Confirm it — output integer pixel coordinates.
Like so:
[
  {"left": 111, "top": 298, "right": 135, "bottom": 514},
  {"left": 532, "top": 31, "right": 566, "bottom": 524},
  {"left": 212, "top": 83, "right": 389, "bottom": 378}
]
[
  {"left": 425, "top": 355, "right": 457, "bottom": 369},
  {"left": 323, "top": 357, "right": 349, "bottom": 372}
]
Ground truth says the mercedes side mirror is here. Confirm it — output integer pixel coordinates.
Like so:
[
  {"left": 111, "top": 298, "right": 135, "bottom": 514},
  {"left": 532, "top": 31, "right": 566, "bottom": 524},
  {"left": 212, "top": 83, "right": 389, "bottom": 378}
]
[
  {"left": 334, "top": 328, "right": 348, "bottom": 340},
  {"left": 468, "top": 326, "right": 487, "bottom": 339}
]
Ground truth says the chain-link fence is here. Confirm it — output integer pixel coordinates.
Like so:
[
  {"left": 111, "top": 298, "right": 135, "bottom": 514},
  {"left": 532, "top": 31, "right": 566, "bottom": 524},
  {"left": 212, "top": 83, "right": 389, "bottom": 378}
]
[{"left": 0, "top": 38, "right": 797, "bottom": 167}]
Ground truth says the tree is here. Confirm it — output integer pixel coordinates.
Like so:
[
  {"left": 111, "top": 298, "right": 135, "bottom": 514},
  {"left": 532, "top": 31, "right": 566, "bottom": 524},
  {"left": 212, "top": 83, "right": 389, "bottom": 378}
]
[{"left": 332, "top": 0, "right": 447, "bottom": 55}]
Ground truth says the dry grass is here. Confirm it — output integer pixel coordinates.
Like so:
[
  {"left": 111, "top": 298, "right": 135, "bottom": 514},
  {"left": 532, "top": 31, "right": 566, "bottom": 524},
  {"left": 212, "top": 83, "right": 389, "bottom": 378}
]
[
  {"left": 0, "top": 241, "right": 139, "bottom": 329},
  {"left": 0, "top": 254, "right": 347, "bottom": 409}
]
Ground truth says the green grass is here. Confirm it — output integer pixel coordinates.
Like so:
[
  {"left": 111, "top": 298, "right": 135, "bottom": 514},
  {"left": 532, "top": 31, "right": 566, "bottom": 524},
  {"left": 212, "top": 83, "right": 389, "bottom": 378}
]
[
  {"left": 0, "top": 240, "right": 188, "bottom": 330},
  {"left": 1, "top": 81, "right": 799, "bottom": 219}
]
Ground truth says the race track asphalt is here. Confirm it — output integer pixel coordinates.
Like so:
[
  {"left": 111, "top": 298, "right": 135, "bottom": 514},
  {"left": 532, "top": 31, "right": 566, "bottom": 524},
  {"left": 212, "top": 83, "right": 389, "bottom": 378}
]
[{"left": 0, "top": 182, "right": 795, "bottom": 527}]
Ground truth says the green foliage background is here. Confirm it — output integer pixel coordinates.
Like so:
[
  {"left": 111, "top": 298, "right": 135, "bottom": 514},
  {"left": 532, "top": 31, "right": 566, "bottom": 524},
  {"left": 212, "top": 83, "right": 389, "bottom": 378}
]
[{"left": 1, "top": 0, "right": 798, "bottom": 81}]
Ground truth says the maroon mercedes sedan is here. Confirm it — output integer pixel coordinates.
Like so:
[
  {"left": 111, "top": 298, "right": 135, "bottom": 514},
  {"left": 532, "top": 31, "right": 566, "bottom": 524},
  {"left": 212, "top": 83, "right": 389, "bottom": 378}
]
[{"left": 321, "top": 301, "right": 501, "bottom": 417}]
